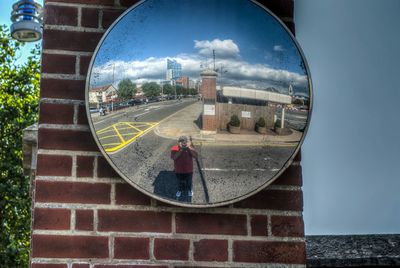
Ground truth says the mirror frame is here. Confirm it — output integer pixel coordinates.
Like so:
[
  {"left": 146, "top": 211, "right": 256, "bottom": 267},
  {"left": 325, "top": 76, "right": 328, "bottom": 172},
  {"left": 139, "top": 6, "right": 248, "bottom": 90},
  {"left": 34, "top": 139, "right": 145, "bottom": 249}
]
[{"left": 85, "top": 0, "right": 313, "bottom": 208}]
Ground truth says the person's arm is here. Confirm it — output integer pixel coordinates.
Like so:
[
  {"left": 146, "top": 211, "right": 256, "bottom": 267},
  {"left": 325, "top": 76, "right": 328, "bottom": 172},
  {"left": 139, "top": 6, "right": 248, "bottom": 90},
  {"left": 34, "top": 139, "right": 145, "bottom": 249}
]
[
  {"left": 188, "top": 147, "right": 198, "bottom": 159},
  {"left": 171, "top": 146, "right": 183, "bottom": 160}
]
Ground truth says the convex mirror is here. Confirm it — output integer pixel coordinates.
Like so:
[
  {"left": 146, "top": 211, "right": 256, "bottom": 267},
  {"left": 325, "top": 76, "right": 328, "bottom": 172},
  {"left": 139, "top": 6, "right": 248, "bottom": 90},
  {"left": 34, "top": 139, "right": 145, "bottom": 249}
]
[{"left": 86, "top": 0, "right": 313, "bottom": 207}]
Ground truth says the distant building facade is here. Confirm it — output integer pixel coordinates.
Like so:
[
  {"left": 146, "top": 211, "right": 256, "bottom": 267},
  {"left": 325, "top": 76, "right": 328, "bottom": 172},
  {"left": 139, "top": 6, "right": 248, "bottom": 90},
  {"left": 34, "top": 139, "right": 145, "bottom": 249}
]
[
  {"left": 166, "top": 59, "right": 182, "bottom": 81},
  {"left": 88, "top": 84, "right": 118, "bottom": 108},
  {"left": 176, "top": 76, "right": 189, "bottom": 89}
]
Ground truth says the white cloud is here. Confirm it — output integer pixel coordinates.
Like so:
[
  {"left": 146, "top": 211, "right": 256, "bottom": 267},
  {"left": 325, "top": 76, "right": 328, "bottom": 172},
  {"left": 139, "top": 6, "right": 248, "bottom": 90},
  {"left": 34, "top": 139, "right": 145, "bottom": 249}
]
[
  {"left": 91, "top": 39, "right": 308, "bottom": 93},
  {"left": 194, "top": 39, "right": 240, "bottom": 59},
  {"left": 273, "top": 45, "right": 285, "bottom": 52}
]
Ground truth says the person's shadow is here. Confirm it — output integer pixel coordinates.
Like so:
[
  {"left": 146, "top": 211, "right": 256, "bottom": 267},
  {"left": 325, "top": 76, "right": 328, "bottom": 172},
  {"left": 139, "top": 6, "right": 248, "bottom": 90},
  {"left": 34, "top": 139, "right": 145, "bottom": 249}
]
[{"left": 153, "top": 171, "right": 192, "bottom": 203}]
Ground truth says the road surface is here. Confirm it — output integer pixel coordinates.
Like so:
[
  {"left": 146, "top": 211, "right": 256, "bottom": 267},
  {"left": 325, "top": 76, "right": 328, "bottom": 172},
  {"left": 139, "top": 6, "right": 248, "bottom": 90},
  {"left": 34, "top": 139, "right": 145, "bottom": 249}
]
[{"left": 91, "top": 99, "right": 298, "bottom": 204}]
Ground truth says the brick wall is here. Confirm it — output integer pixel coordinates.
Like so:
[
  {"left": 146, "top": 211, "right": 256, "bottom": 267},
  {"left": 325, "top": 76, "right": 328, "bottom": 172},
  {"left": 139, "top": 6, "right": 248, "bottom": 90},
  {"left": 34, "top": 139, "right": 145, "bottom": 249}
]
[
  {"left": 200, "top": 72, "right": 217, "bottom": 131},
  {"left": 32, "top": 0, "right": 304, "bottom": 267}
]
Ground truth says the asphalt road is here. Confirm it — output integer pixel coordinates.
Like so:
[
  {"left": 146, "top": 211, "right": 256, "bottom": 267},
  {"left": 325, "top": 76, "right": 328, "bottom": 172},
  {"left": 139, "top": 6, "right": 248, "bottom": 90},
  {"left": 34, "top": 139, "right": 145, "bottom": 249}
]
[{"left": 90, "top": 99, "right": 298, "bottom": 205}]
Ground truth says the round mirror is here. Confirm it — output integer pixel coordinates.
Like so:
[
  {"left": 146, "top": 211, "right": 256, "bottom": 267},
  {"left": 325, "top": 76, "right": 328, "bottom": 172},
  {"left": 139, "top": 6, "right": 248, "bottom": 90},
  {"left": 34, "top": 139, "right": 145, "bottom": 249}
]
[{"left": 86, "top": 0, "right": 312, "bottom": 207}]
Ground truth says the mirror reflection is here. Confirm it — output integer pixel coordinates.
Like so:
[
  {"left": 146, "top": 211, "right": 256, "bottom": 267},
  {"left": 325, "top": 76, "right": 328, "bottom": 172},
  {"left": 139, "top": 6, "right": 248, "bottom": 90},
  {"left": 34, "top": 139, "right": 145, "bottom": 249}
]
[{"left": 86, "top": 0, "right": 311, "bottom": 206}]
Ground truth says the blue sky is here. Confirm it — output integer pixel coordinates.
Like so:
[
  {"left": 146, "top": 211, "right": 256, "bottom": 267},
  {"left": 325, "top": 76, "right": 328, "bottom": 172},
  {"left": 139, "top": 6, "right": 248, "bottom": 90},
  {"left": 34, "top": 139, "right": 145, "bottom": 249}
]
[
  {"left": 92, "top": 0, "right": 308, "bottom": 92},
  {"left": 1, "top": 0, "right": 399, "bottom": 235},
  {"left": 98, "top": 0, "right": 303, "bottom": 70}
]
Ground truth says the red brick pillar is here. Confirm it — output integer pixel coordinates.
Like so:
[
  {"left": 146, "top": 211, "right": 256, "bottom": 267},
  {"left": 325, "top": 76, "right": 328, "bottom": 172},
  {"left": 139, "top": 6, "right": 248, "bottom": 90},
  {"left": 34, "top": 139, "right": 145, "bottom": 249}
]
[
  {"left": 31, "top": 0, "right": 305, "bottom": 267},
  {"left": 200, "top": 69, "right": 218, "bottom": 133}
]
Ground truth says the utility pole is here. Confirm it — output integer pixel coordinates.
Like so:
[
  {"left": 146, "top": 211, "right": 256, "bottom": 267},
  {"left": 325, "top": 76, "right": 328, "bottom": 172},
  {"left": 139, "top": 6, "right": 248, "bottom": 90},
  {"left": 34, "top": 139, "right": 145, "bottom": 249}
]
[{"left": 213, "top": 49, "right": 216, "bottom": 71}]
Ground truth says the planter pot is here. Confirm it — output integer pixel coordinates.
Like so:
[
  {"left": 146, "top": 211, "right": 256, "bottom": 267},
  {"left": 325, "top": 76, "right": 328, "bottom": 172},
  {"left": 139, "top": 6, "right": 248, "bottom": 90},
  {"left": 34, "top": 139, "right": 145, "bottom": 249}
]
[
  {"left": 275, "top": 127, "right": 292, "bottom": 135},
  {"left": 256, "top": 125, "right": 267, "bottom": 134},
  {"left": 228, "top": 124, "right": 241, "bottom": 134}
]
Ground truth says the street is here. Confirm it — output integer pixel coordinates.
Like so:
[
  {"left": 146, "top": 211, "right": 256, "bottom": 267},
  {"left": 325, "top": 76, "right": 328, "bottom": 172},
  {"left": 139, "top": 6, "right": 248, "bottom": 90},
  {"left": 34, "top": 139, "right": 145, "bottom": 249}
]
[{"left": 91, "top": 99, "right": 298, "bottom": 204}]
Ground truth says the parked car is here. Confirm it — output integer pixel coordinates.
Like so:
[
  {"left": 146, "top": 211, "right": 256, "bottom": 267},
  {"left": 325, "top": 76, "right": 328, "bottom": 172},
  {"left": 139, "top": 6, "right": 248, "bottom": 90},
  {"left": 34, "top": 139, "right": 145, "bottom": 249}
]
[{"left": 128, "top": 99, "right": 143, "bottom": 106}]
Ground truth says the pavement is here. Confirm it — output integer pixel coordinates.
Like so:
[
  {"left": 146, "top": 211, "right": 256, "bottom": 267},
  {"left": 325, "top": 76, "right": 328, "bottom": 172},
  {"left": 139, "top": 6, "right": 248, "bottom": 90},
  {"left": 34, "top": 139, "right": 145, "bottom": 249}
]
[{"left": 153, "top": 101, "right": 303, "bottom": 146}]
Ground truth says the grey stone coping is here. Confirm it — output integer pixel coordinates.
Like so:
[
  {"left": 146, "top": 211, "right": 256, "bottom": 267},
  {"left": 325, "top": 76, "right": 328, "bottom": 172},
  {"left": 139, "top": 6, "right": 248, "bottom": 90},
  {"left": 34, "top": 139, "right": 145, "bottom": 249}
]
[{"left": 306, "top": 234, "right": 400, "bottom": 267}]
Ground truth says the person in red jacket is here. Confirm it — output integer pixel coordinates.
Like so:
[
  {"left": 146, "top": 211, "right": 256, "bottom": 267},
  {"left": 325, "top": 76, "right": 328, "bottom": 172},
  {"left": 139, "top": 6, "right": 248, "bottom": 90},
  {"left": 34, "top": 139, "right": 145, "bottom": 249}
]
[{"left": 170, "top": 136, "right": 198, "bottom": 200}]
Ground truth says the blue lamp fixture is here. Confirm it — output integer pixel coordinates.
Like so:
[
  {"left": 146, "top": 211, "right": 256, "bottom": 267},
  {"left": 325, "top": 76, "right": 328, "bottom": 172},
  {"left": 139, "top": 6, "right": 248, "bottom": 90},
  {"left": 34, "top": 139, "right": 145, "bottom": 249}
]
[{"left": 10, "top": 0, "right": 43, "bottom": 42}]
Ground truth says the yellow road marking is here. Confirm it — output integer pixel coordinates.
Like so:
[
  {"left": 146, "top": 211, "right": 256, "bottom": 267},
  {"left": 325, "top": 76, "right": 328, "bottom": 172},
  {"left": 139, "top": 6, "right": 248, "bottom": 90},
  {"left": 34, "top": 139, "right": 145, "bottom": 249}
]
[
  {"left": 102, "top": 142, "right": 121, "bottom": 146},
  {"left": 96, "top": 121, "right": 159, "bottom": 153},
  {"left": 96, "top": 125, "right": 116, "bottom": 134},
  {"left": 113, "top": 124, "right": 125, "bottom": 143},
  {"left": 125, "top": 122, "right": 142, "bottom": 132}
]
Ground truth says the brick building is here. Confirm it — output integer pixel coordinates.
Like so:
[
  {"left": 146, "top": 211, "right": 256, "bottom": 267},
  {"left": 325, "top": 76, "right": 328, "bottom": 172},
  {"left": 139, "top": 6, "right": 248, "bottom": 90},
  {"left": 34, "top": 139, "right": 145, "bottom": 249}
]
[{"left": 32, "top": 0, "right": 304, "bottom": 267}]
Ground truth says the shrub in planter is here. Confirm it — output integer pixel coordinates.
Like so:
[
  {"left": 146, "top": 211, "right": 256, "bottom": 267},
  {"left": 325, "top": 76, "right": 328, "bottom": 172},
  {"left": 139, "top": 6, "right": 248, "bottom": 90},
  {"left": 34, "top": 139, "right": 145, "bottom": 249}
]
[
  {"left": 228, "top": 114, "right": 241, "bottom": 134},
  {"left": 274, "top": 118, "right": 284, "bottom": 134},
  {"left": 274, "top": 118, "right": 282, "bottom": 129},
  {"left": 229, "top": 114, "right": 240, "bottom": 127},
  {"left": 256, "top": 117, "right": 267, "bottom": 134}
]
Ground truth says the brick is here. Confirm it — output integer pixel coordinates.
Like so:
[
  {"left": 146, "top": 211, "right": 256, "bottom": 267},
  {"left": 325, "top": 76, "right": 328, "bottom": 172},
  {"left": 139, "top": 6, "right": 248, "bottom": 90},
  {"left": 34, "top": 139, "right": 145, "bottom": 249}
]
[
  {"left": 176, "top": 213, "right": 246, "bottom": 235},
  {"left": 81, "top": 8, "right": 99, "bottom": 28},
  {"left": 32, "top": 235, "right": 108, "bottom": 258},
  {"left": 154, "top": 239, "right": 189, "bottom": 260},
  {"left": 271, "top": 216, "right": 304, "bottom": 237},
  {"left": 34, "top": 208, "right": 70, "bottom": 230},
  {"left": 120, "top": 0, "right": 141, "bottom": 7},
  {"left": 75, "top": 210, "right": 94, "bottom": 231},
  {"left": 45, "top": 0, "right": 115, "bottom": 6},
  {"left": 102, "top": 9, "right": 124, "bottom": 29},
  {"left": 78, "top": 105, "right": 89, "bottom": 125},
  {"left": 114, "top": 237, "right": 149, "bottom": 259},
  {"left": 234, "top": 189, "right": 303, "bottom": 211},
  {"left": 80, "top": 55, "right": 93, "bottom": 76},
  {"left": 42, "top": 54, "right": 76, "bottom": 74},
  {"left": 233, "top": 241, "right": 306, "bottom": 264},
  {"left": 32, "top": 264, "right": 67, "bottom": 268},
  {"left": 72, "top": 264, "right": 89, "bottom": 268},
  {"left": 77, "top": 156, "right": 94, "bottom": 177},
  {"left": 36, "top": 154, "right": 72, "bottom": 176},
  {"left": 35, "top": 181, "right": 111, "bottom": 204},
  {"left": 193, "top": 239, "right": 228, "bottom": 262},
  {"left": 39, "top": 103, "right": 74, "bottom": 124},
  {"left": 44, "top": 5, "right": 78, "bottom": 26},
  {"left": 40, "top": 78, "right": 86, "bottom": 100},
  {"left": 250, "top": 215, "right": 268, "bottom": 236},
  {"left": 256, "top": 0, "right": 294, "bottom": 18},
  {"left": 43, "top": 29, "right": 103, "bottom": 52},
  {"left": 38, "top": 129, "right": 98, "bottom": 151},
  {"left": 271, "top": 165, "right": 302, "bottom": 186},
  {"left": 97, "top": 156, "right": 120, "bottom": 178},
  {"left": 115, "top": 183, "right": 151, "bottom": 205},
  {"left": 98, "top": 210, "right": 171, "bottom": 232}
]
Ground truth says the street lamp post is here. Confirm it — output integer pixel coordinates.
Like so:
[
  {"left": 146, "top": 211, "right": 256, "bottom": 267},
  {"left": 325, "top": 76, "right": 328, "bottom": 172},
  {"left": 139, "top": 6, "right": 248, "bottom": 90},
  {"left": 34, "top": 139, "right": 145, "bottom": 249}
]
[{"left": 10, "top": 0, "right": 43, "bottom": 42}]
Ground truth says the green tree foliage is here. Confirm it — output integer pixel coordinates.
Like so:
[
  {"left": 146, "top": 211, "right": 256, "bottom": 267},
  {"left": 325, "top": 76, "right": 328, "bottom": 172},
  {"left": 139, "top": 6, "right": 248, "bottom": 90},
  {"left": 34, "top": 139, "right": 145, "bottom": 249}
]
[
  {"left": 0, "top": 25, "right": 40, "bottom": 267},
  {"left": 142, "top": 82, "right": 161, "bottom": 97},
  {"left": 117, "top": 78, "right": 136, "bottom": 100},
  {"left": 175, "top": 85, "right": 184, "bottom": 96},
  {"left": 162, "top": 84, "right": 174, "bottom": 95}
]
